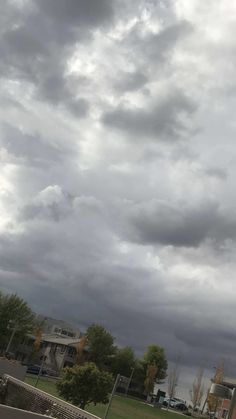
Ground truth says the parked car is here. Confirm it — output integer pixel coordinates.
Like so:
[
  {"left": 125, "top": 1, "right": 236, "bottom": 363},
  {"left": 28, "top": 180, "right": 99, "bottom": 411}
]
[
  {"left": 26, "top": 364, "right": 47, "bottom": 375},
  {"left": 175, "top": 402, "right": 188, "bottom": 412},
  {"left": 163, "top": 398, "right": 178, "bottom": 407}
]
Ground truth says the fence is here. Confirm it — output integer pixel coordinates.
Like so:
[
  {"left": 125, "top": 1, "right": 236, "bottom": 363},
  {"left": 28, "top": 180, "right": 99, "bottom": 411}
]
[
  {"left": 0, "top": 404, "right": 52, "bottom": 418},
  {"left": 3, "top": 375, "right": 101, "bottom": 419}
]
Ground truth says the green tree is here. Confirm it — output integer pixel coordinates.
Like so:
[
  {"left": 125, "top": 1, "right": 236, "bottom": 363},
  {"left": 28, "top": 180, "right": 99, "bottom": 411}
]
[
  {"left": 143, "top": 344, "right": 168, "bottom": 382},
  {"left": 57, "top": 363, "right": 113, "bottom": 409},
  {"left": 110, "top": 346, "right": 135, "bottom": 377},
  {"left": 0, "top": 291, "right": 35, "bottom": 353},
  {"left": 86, "top": 324, "right": 115, "bottom": 368}
]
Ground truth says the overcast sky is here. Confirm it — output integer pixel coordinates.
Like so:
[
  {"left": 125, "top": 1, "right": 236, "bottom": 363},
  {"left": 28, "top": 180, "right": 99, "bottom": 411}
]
[{"left": 1, "top": 0, "right": 236, "bottom": 399}]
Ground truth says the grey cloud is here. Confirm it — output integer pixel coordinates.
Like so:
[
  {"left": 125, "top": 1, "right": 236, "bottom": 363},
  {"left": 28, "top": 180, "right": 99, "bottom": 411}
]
[
  {"left": 126, "top": 200, "right": 236, "bottom": 247},
  {"left": 113, "top": 71, "right": 148, "bottom": 92},
  {"left": 145, "top": 21, "right": 193, "bottom": 60},
  {"left": 102, "top": 91, "right": 196, "bottom": 142},
  {"left": 125, "top": 20, "right": 193, "bottom": 64},
  {"left": 2, "top": 0, "right": 236, "bottom": 402},
  {"left": 19, "top": 185, "right": 74, "bottom": 222},
  {"left": 205, "top": 166, "right": 228, "bottom": 180},
  {"left": 66, "top": 98, "right": 90, "bottom": 118},
  {"left": 0, "top": 124, "right": 76, "bottom": 166},
  {"left": 0, "top": 0, "right": 114, "bottom": 115},
  {"left": 38, "top": 0, "right": 114, "bottom": 27}
]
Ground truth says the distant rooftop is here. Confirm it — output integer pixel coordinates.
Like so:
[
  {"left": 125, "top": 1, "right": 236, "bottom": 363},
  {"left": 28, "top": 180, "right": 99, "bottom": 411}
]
[
  {"left": 42, "top": 334, "right": 81, "bottom": 347},
  {"left": 222, "top": 377, "right": 236, "bottom": 389}
]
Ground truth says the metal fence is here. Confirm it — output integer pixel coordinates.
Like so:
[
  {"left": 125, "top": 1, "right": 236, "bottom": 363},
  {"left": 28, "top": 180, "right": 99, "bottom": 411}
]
[{"left": 3, "top": 375, "right": 101, "bottom": 419}]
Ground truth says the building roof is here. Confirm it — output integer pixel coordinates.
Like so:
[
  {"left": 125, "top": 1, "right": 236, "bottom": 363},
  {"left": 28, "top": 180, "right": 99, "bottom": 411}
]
[
  {"left": 42, "top": 334, "right": 81, "bottom": 347},
  {"left": 222, "top": 377, "right": 236, "bottom": 389}
]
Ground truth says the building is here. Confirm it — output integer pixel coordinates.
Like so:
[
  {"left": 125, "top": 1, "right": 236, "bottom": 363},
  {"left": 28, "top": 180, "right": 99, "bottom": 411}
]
[
  {"left": 14, "top": 317, "right": 83, "bottom": 374},
  {"left": 216, "top": 377, "right": 236, "bottom": 419}
]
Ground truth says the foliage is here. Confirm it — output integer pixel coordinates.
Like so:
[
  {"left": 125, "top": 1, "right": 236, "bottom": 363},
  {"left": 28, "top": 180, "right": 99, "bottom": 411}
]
[
  {"left": 57, "top": 362, "right": 113, "bottom": 409},
  {"left": 110, "top": 346, "right": 135, "bottom": 377},
  {"left": 144, "top": 364, "right": 158, "bottom": 395},
  {"left": 143, "top": 345, "right": 168, "bottom": 382},
  {"left": 86, "top": 323, "right": 115, "bottom": 368},
  {"left": 75, "top": 335, "right": 88, "bottom": 364},
  {"left": 190, "top": 367, "right": 204, "bottom": 410},
  {"left": 0, "top": 291, "right": 35, "bottom": 353},
  {"left": 30, "top": 318, "right": 46, "bottom": 360}
]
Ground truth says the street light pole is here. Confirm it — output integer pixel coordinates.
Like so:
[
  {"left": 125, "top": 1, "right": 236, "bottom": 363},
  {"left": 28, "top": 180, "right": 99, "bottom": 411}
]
[
  {"left": 125, "top": 368, "right": 135, "bottom": 397},
  {"left": 5, "top": 323, "right": 17, "bottom": 355},
  {"left": 35, "top": 345, "right": 47, "bottom": 388},
  {"left": 104, "top": 374, "right": 120, "bottom": 419}
]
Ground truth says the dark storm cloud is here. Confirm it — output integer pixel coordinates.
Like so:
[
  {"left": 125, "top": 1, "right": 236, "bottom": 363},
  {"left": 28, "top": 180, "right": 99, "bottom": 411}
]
[
  {"left": 0, "top": 0, "right": 114, "bottom": 114},
  {"left": 2, "top": 0, "right": 236, "bottom": 401},
  {"left": 126, "top": 200, "right": 236, "bottom": 247},
  {"left": 39, "top": 0, "right": 114, "bottom": 27},
  {"left": 102, "top": 90, "right": 196, "bottom": 142}
]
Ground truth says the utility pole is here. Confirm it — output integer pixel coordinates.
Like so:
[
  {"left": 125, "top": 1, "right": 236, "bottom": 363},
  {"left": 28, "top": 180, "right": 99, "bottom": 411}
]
[{"left": 104, "top": 374, "right": 120, "bottom": 419}]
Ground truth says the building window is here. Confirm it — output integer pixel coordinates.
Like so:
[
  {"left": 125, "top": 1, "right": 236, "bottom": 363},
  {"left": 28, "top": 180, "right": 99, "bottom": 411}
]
[
  {"left": 67, "top": 347, "right": 75, "bottom": 357},
  {"left": 60, "top": 346, "right": 66, "bottom": 354}
]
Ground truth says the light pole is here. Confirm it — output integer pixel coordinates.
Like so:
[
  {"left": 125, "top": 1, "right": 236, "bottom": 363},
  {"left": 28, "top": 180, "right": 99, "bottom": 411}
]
[
  {"left": 125, "top": 368, "right": 135, "bottom": 397},
  {"left": 5, "top": 321, "right": 18, "bottom": 355},
  {"left": 104, "top": 374, "right": 121, "bottom": 419}
]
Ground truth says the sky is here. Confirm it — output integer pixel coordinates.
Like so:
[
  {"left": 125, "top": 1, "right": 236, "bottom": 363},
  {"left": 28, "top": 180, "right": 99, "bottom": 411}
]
[{"left": 1, "top": 0, "right": 236, "bottom": 401}]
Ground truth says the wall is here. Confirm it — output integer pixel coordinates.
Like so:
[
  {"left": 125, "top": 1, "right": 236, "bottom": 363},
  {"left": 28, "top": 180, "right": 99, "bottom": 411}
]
[{"left": 0, "top": 359, "right": 27, "bottom": 380}]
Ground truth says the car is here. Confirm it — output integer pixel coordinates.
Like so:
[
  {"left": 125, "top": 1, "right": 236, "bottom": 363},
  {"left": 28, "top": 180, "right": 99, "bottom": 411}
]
[
  {"left": 175, "top": 402, "right": 188, "bottom": 412},
  {"left": 26, "top": 364, "right": 47, "bottom": 375},
  {"left": 163, "top": 398, "right": 178, "bottom": 407}
]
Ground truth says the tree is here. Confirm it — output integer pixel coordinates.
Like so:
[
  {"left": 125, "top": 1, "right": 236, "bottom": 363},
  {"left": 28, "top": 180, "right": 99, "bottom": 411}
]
[
  {"left": 75, "top": 335, "right": 88, "bottom": 364},
  {"left": 0, "top": 291, "right": 35, "bottom": 353},
  {"left": 190, "top": 367, "right": 205, "bottom": 410},
  {"left": 143, "top": 345, "right": 168, "bottom": 382},
  {"left": 86, "top": 324, "right": 115, "bottom": 368},
  {"left": 207, "top": 360, "right": 224, "bottom": 414},
  {"left": 110, "top": 346, "right": 135, "bottom": 377},
  {"left": 168, "top": 358, "right": 181, "bottom": 401},
  {"left": 57, "top": 363, "right": 113, "bottom": 409},
  {"left": 131, "top": 345, "right": 168, "bottom": 397},
  {"left": 144, "top": 364, "right": 158, "bottom": 396}
]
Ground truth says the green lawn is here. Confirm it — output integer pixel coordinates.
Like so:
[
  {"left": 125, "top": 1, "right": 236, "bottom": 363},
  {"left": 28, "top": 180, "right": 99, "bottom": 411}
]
[
  {"left": 25, "top": 375, "right": 182, "bottom": 419},
  {"left": 25, "top": 374, "right": 59, "bottom": 397}
]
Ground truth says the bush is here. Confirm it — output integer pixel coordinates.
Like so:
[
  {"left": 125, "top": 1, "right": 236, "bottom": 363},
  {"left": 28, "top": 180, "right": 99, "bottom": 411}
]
[{"left": 57, "top": 362, "right": 113, "bottom": 409}]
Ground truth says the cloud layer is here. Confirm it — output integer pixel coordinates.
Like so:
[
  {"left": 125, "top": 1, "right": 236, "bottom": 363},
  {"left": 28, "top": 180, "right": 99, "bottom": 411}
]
[{"left": 1, "top": 0, "right": 236, "bottom": 399}]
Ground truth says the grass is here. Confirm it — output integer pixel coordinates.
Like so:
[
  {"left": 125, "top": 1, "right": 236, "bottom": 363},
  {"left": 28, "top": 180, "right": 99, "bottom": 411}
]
[
  {"left": 25, "top": 374, "right": 182, "bottom": 419},
  {"left": 25, "top": 374, "right": 59, "bottom": 397}
]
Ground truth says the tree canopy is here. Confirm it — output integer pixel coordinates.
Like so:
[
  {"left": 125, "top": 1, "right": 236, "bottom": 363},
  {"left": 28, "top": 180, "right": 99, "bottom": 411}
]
[
  {"left": 110, "top": 346, "right": 135, "bottom": 377},
  {"left": 57, "top": 362, "right": 113, "bottom": 409},
  {"left": 143, "top": 344, "right": 168, "bottom": 381},
  {"left": 86, "top": 323, "right": 115, "bottom": 368},
  {"left": 0, "top": 291, "right": 35, "bottom": 353}
]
